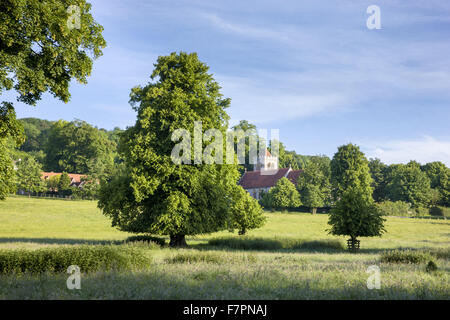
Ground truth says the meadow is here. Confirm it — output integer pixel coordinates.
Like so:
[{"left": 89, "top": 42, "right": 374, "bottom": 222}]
[{"left": 0, "top": 196, "right": 448, "bottom": 299}]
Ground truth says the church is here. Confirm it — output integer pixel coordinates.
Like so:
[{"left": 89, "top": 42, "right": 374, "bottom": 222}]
[{"left": 238, "top": 149, "right": 302, "bottom": 199}]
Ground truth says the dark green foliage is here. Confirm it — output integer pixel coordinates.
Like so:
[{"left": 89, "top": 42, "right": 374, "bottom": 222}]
[
  {"left": 376, "top": 201, "right": 411, "bottom": 216},
  {"left": 421, "top": 161, "right": 450, "bottom": 207},
  {"left": 381, "top": 250, "right": 433, "bottom": 264},
  {"left": 125, "top": 235, "right": 166, "bottom": 246},
  {"left": 429, "top": 206, "right": 450, "bottom": 217},
  {"left": 368, "top": 158, "right": 388, "bottom": 202},
  {"left": 58, "top": 172, "right": 72, "bottom": 196},
  {"left": 386, "top": 162, "right": 433, "bottom": 208},
  {"left": 230, "top": 120, "right": 258, "bottom": 173},
  {"left": 45, "top": 120, "right": 116, "bottom": 176},
  {"left": 18, "top": 118, "right": 53, "bottom": 154},
  {"left": 0, "top": 245, "right": 150, "bottom": 274},
  {"left": 208, "top": 237, "right": 345, "bottom": 251},
  {"left": 297, "top": 159, "right": 331, "bottom": 213},
  {"left": 0, "top": 0, "right": 106, "bottom": 106},
  {"left": 413, "top": 207, "right": 430, "bottom": 217},
  {"left": 426, "top": 260, "right": 438, "bottom": 272}
]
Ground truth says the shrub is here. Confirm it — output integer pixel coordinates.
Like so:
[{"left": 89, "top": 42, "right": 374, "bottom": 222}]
[
  {"left": 413, "top": 207, "right": 430, "bottom": 217},
  {"left": 426, "top": 260, "right": 438, "bottom": 272},
  {"left": 380, "top": 250, "right": 433, "bottom": 264},
  {"left": 429, "top": 206, "right": 450, "bottom": 218},
  {"left": 125, "top": 235, "right": 166, "bottom": 246},
  {"left": 376, "top": 201, "right": 410, "bottom": 216},
  {"left": 0, "top": 245, "right": 151, "bottom": 274},
  {"left": 427, "top": 248, "right": 450, "bottom": 260}
]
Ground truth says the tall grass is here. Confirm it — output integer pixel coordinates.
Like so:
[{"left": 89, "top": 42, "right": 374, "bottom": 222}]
[
  {"left": 0, "top": 245, "right": 151, "bottom": 274},
  {"left": 208, "top": 237, "right": 345, "bottom": 251}
]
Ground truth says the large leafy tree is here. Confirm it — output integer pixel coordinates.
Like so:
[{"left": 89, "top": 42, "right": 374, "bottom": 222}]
[
  {"left": 386, "top": 162, "right": 433, "bottom": 208},
  {"left": 44, "top": 120, "right": 116, "bottom": 176},
  {"left": 328, "top": 144, "right": 385, "bottom": 250},
  {"left": 0, "top": 0, "right": 105, "bottom": 199},
  {"left": 15, "top": 156, "right": 45, "bottom": 197},
  {"left": 368, "top": 158, "right": 388, "bottom": 202},
  {"left": 98, "top": 52, "right": 264, "bottom": 247},
  {"left": 18, "top": 118, "right": 53, "bottom": 154},
  {"left": 0, "top": 102, "right": 24, "bottom": 199},
  {"left": 421, "top": 161, "right": 450, "bottom": 207},
  {"left": 0, "top": 0, "right": 106, "bottom": 106}
]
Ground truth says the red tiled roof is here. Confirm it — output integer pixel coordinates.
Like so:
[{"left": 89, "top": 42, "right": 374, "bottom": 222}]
[
  {"left": 41, "top": 172, "right": 86, "bottom": 183},
  {"left": 239, "top": 168, "right": 302, "bottom": 189}
]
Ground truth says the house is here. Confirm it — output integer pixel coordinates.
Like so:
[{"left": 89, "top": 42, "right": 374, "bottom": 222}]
[
  {"left": 238, "top": 149, "right": 302, "bottom": 199},
  {"left": 41, "top": 172, "right": 87, "bottom": 188}
]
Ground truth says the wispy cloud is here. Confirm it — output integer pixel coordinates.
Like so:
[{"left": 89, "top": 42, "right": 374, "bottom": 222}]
[{"left": 362, "top": 136, "right": 450, "bottom": 166}]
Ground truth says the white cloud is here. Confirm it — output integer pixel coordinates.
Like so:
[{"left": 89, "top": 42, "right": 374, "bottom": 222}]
[
  {"left": 217, "top": 75, "right": 352, "bottom": 124},
  {"left": 362, "top": 136, "right": 450, "bottom": 166}
]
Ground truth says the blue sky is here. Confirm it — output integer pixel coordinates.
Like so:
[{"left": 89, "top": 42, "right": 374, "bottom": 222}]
[{"left": 6, "top": 0, "right": 450, "bottom": 165}]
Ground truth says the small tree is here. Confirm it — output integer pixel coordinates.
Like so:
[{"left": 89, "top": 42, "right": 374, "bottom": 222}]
[
  {"left": 329, "top": 144, "right": 385, "bottom": 251},
  {"left": 58, "top": 172, "right": 72, "bottom": 196},
  {"left": 46, "top": 175, "right": 60, "bottom": 192},
  {"left": 302, "top": 184, "right": 324, "bottom": 215},
  {"left": 297, "top": 161, "right": 331, "bottom": 214},
  {"left": 268, "top": 177, "right": 301, "bottom": 210},
  {"left": 328, "top": 187, "right": 385, "bottom": 251},
  {"left": 15, "top": 156, "right": 45, "bottom": 197},
  {"left": 228, "top": 187, "right": 266, "bottom": 235}
]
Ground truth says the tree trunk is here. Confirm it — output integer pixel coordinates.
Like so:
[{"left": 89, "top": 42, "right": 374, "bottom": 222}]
[
  {"left": 169, "top": 234, "right": 187, "bottom": 247},
  {"left": 347, "top": 236, "right": 360, "bottom": 252},
  {"left": 312, "top": 207, "right": 317, "bottom": 215}
]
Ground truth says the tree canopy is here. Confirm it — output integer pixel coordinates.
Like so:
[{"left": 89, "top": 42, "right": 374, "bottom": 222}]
[
  {"left": 0, "top": 0, "right": 106, "bottom": 105},
  {"left": 328, "top": 144, "right": 385, "bottom": 250},
  {"left": 297, "top": 160, "right": 331, "bottom": 214},
  {"left": 98, "top": 52, "right": 264, "bottom": 246},
  {"left": 44, "top": 120, "right": 116, "bottom": 176},
  {"left": 263, "top": 177, "right": 301, "bottom": 210}
]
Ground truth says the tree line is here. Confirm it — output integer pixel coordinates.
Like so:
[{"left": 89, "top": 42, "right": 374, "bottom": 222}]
[
  {"left": 259, "top": 149, "right": 450, "bottom": 216},
  {"left": 3, "top": 118, "right": 123, "bottom": 199}
]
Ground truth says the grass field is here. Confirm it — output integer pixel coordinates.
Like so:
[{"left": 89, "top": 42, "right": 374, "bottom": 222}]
[{"left": 0, "top": 196, "right": 449, "bottom": 299}]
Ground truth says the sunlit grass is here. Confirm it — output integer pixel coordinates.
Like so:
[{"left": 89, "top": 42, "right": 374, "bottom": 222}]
[{"left": 0, "top": 196, "right": 448, "bottom": 299}]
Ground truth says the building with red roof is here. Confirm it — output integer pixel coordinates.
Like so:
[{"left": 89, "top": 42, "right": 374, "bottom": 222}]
[{"left": 239, "top": 149, "right": 302, "bottom": 199}]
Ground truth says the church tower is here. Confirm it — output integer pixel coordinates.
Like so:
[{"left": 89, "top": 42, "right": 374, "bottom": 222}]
[{"left": 254, "top": 149, "right": 278, "bottom": 171}]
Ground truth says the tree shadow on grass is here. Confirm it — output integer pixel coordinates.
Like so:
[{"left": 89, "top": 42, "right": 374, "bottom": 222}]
[
  {"left": 188, "top": 237, "right": 446, "bottom": 255},
  {"left": 0, "top": 237, "right": 124, "bottom": 246},
  {"left": 3, "top": 268, "right": 447, "bottom": 299}
]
